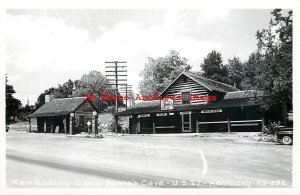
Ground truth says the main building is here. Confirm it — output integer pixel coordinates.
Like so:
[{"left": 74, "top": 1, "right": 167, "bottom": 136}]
[{"left": 116, "top": 72, "right": 264, "bottom": 134}]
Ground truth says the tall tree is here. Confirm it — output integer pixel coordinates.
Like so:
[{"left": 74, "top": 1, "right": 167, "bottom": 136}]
[
  {"left": 256, "top": 9, "right": 293, "bottom": 124},
  {"left": 241, "top": 52, "right": 263, "bottom": 90},
  {"left": 6, "top": 75, "right": 22, "bottom": 122},
  {"left": 73, "top": 70, "right": 122, "bottom": 111},
  {"left": 54, "top": 79, "right": 80, "bottom": 98},
  {"left": 200, "top": 50, "right": 230, "bottom": 84},
  {"left": 227, "top": 57, "right": 244, "bottom": 89},
  {"left": 138, "top": 50, "right": 191, "bottom": 95}
]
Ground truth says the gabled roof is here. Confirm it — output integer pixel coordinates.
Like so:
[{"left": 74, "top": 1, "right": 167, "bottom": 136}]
[
  {"left": 159, "top": 72, "right": 239, "bottom": 96},
  {"left": 27, "top": 97, "right": 97, "bottom": 118}
]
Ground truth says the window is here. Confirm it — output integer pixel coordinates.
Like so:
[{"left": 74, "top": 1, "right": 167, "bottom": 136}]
[{"left": 182, "top": 91, "right": 190, "bottom": 105}]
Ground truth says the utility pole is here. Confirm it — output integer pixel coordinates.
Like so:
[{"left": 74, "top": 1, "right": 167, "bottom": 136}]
[
  {"left": 105, "top": 61, "right": 127, "bottom": 113},
  {"left": 119, "top": 84, "right": 133, "bottom": 110}
]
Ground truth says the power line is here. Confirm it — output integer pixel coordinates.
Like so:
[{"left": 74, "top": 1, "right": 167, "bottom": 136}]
[{"left": 105, "top": 61, "right": 127, "bottom": 113}]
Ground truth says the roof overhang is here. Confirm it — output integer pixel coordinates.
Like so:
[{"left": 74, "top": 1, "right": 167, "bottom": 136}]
[{"left": 116, "top": 99, "right": 263, "bottom": 116}]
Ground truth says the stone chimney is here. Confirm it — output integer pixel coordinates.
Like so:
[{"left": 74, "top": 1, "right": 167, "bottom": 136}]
[{"left": 45, "top": 94, "right": 55, "bottom": 103}]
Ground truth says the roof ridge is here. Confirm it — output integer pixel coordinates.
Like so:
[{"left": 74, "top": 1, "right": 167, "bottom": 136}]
[{"left": 227, "top": 90, "right": 256, "bottom": 93}]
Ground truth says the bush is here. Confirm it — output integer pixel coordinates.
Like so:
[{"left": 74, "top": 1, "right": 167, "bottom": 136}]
[
  {"left": 262, "top": 121, "right": 281, "bottom": 135},
  {"left": 98, "top": 123, "right": 112, "bottom": 133},
  {"left": 109, "top": 122, "right": 122, "bottom": 133}
]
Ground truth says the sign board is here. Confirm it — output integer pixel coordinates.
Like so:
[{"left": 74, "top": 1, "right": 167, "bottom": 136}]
[
  {"left": 180, "top": 111, "right": 191, "bottom": 115},
  {"left": 157, "top": 113, "right": 167, "bottom": 116},
  {"left": 169, "top": 113, "right": 174, "bottom": 115},
  {"left": 201, "top": 109, "right": 222, "bottom": 113},
  {"left": 138, "top": 114, "right": 150, "bottom": 118},
  {"left": 120, "top": 115, "right": 132, "bottom": 119},
  {"left": 161, "top": 98, "right": 174, "bottom": 110}
]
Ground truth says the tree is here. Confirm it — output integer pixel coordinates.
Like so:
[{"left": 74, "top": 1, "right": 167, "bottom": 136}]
[
  {"left": 241, "top": 52, "right": 263, "bottom": 90},
  {"left": 138, "top": 50, "right": 191, "bottom": 95},
  {"left": 6, "top": 75, "right": 22, "bottom": 123},
  {"left": 200, "top": 50, "right": 230, "bottom": 84},
  {"left": 19, "top": 104, "right": 35, "bottom": 121},
  {"left": 73, "top": 70, "right": 122, "bottom": 111},
  {"left": 54, "top": 79, "right": 79, "bottom": 98},
  {"left": 256, "top": 9, "right": 293, "bottom": 124},
  {"left": 34, "top": 71, "right": 122, "bottom": 112},
  {"left": 227, "top": 57, "right": 244, "bottom": 89},
  {"left": 35, "top": 79, "right": 82, "bottom": 109}
]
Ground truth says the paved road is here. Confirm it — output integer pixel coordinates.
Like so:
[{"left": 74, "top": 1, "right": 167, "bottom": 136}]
[{"left": 6, "top": 132, "right": 292, "bottom": 188}]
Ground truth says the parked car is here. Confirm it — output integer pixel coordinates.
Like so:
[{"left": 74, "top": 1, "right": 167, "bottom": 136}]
[{"left": 276, "top": 127, "right": 293, "bottom": 145}]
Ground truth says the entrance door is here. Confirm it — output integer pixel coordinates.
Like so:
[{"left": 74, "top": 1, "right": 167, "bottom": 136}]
[
  {"left": 79, "top": 115, "right": 85, "bottom": 132},
  {"left": 181, "top": 112, "right": 192, "bottom": 132}
]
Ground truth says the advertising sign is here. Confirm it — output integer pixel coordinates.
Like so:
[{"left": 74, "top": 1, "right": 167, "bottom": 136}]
[{"left": 161, "top": 98, "right": 174, "bottom": 110}]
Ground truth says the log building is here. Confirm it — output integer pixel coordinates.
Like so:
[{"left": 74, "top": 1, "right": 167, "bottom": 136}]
[{"left": 116, "top": 72, "right": 264, "bottom": 134}]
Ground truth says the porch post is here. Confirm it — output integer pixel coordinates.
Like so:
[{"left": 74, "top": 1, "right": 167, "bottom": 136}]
[
  {"left": 227, "top": 111, "right": 231, "bottom": 133},
  {"left": 63, "top": 117, "right": 67, "bottom": 134},
  {"left": 115, "top": 115, "right": 118, "bottom": 134},
  {"left": 69, "top": 113, "right": 74, "bottom": 135},
  {"left": 196, "top": 112, "right": 199, "bottom": 133},
  {"left": 92, "top": 111, "right": 98, "bottom": 135},
  {"left": 28, "top": 117, "right": 31, "bottom": 132},
  {"left": 44, "top": 120, "right": 47, "bottom": 133},
  {"left": 152, "top": 114, "right": 156, "bottom": 134},
  {"left": 136, "top": 117, "right": 139, "bottom": 134}
]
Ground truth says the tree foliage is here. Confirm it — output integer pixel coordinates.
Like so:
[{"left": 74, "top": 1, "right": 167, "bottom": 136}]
[
  {"left": 138, "top": 50, "right": 191, "bottom": 95},
  {"left": 35, "top": 79, "right": 82, "bottom": 109},
  {"left": 6, "top": 75, "right": 22, "bottom": 123},
  {"left": 227, "top": 57, "right": 244, "bottom": 89},
  {"left": 200, "top": 50, "right": 230, "bottom": 84},
  {"left": 54, "top": 79, "right": 79, "bottom": 98},
  {"left": 255, "top": 9, "right": 293, "bottom": 117},
  {"left": 241, "top": 52, "right": 263, "bottom": 90},
  {"left": 73, "top": 70, "right": 121, "bottom": 111},
  {"left": 34, "top": 71, "right": 125, "bottom": 112}
]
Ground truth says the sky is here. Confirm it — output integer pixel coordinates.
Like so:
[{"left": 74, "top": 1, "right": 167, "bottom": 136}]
[{"left": 5, "top": 9, "right": 287, "bottom": 105}]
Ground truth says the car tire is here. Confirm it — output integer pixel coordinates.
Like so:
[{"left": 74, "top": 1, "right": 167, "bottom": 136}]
[{"left": 282, "top": 135, "right": 293, "bottom": 145}]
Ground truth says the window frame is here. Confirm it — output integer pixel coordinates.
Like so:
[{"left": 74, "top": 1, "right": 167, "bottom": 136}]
[{"left": 181, "top": 90, "right": 191, "bottom": 105}]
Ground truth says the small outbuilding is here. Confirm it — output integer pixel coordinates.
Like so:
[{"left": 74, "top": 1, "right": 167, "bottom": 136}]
[{"left": 27, "top": 97, "right": 99, "bottom": 134}]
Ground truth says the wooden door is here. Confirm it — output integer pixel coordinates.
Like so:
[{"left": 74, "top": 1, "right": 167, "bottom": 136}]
[{"left": 181, "top": 112, "right": 192, "bottom": 132}]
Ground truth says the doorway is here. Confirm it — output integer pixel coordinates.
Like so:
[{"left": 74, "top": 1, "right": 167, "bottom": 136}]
[{"left": 181, "top": 111, "right": 192, "bottom": 132}]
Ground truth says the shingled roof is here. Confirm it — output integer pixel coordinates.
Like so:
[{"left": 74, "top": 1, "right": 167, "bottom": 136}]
[
  {"left": 183, "top": 72, "right": 239, "bottom": 92},
  {"left": 27, "top": 97, "right": 96, "bottom": 118},
  {"left": 159, "top": 72, "right": 238, "bottom": 96},
  {"left": 224, "top": 90, "right": 264, "bottom": 99}
]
